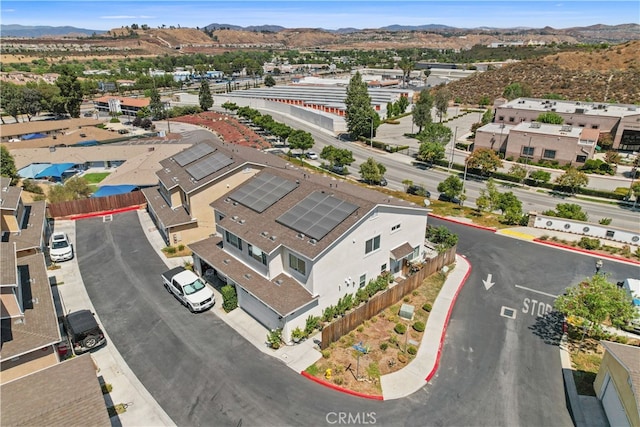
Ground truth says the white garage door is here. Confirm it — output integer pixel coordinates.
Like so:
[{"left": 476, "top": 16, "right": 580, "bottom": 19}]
[
  {"left": 602, "top": 376, "right": 631, "bottom": 427},
  {"left": 238, "top": 287, "right": 280, "bottom": 331}
]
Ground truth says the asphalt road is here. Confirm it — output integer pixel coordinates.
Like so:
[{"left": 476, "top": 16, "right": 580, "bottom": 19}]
[{"left": 76, "top": 210, "right": 639, "bottom": 426}]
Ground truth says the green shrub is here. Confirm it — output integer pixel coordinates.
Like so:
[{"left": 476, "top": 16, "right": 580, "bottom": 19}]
[
  {"left": 413, "top": 321, "right": 426, "bottom": 332},
  {"left": 389, "top": 335, "right": 398, "bottom": 345},
  {"left": 304, "top": 315, "right": 320, "bottom": 335},
  {"left": 394, "top": 323, "right": 407, "bottom": 334},
  {"left": 220, "top": 284, "right": 238, "bottom": 312},
  {"left": 163, "top": 246, "right": 177, "bottom": 254},
  {"left": 407, "top": 345, "right": 417, "bottom": 355},
  {"left": 379, "top": 342, "right": 388, "bottom": 351},
  {"left": 422, "top": 303, "right": 432, "bottom": 312},
  {"left": 578, "top": 237, "right": 601, "bottom": 250},
  {"left": 321, "top": 349, "right": 331, "bottom": 359},
  {"left": 267, "top": 328, "right": 282, "bottom": 349},
  {"left": 357, "top": 325, "right": 364, "bottom": 333},
  {"left": 22, "top": 179, "right": 44, "bottom": 194},
  {"left": 599, "top": 218, "right": 612, "bottom": 225},
  {"left": 306, "top": 364, "right": 319, "bottom": 376},
  {"left": 177, "top": 244, "right": 185, "bottom": 251}
]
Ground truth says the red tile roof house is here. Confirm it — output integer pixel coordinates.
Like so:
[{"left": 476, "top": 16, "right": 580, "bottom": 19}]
[{"left": 142, "top": 139, "right": 429, "bottom": 343}]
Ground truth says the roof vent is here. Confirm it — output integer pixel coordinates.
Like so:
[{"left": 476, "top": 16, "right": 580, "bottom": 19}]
[
  {"left": 309, "top": 238, "right": 317, "bottom": 245},
  {"left": 269, "top": 235, "right": 277, "bottom": 241},
  {"left": 561, "top": 125, "right": 572, "bottom": 132},
  {"left": 274, "top": 279, "right": 283, "bottom": 286},
  {"left": 233, "top": 202, "right": 238, "bottom": 206},
  {"left": 297, "top": 233, "right": 305, "bottom": 239},
  {"left": 231, "top": 215, "right": 239, "bottom": 221},
  {"left": 224, "top": 198, "right": 231, "bottom": 203},
  {"left": 261, "top": 231, "right": 269, "bottom": 237},
  {"left": 239, "top": 219, "right": 246, "bottom": 224},
  {"left": 244, "top": 273, "right": 252, "bottom": 280},
  {"left": 223, "top": 259, "right": 230, "bottom": 265},
  {"left": 530, "top": 122, "right": 541, "bottom": 128}
]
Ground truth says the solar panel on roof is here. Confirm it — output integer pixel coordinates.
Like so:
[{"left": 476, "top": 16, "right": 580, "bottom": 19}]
[
  {"left": 229, "top": 173, "right": 297, "bottom": 213},
  {"left": 186, "top": 152, "right": 233, "bottom": 181},
  {"left": 173, "top": 143, "right": 215, "bottom": 166},
  {"left": 276, "top": 191, "right": 358, "bottom": 240}
]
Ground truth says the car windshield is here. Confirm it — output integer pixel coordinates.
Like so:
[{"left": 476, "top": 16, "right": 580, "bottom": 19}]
[
  {"left": 183, "top": 279, "right": 206, "bottom": 295},
  {"left": 52, "top": 240, "right": 69, "bottom": 249}
]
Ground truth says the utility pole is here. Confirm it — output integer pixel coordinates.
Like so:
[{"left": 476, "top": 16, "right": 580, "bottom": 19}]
[
  {"left": 448, "top": 126, "right": 457, "bottom": 171},
  {"left": 370, "top": 116, "right": 374, "bottom": 148}
]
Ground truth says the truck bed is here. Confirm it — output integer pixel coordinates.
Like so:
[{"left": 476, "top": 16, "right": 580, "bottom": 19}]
[{"left": 162, "top": 266, "right": 186, "bottom": 282}]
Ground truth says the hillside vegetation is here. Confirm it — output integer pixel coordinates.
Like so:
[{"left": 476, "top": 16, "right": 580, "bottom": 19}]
[{"left": 447, "top": 40, "right": 640, "bottom": 104}]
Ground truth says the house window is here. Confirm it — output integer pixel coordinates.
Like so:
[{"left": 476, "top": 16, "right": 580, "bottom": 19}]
[
  {"left": 591, "top": 124, "right": 599, "bottom": 129},
  {"left": 498, "top": 116, "right": 504, "bottom": 121},
  {"left": 412, "top": 246, "right": 420, "bottom": 260},
  {"left": 543, "top": 149, "right": 556, "bottom": 159},
  {"left": 391, "top": 223, "right": 401, "bottom": 232},
  {"left": 359, "top": 274, "right": 366, "bottom": 287},
  {"left": 522, "top": 146, "right": 534, "bottom": 156},
  {"left": 576, "top": 155, "right": 587, "bottom": 163},
  {"left": 289, "top": 253, "right": 306, "bottom": 275},
  {"left": 508, "top": 117, "right": 515, "bottom": 122},
  {"left": 381, "top": 263, "right": 387, "bottom": 273},
  {"left": 365, "top": 235, "right": 381, "bottom": 254},
  {"left": 248, "top": 244, "right": 267, "bottom": 265},
  {"left": 225, "top": 230, "right": 242, "bottom": 251}
]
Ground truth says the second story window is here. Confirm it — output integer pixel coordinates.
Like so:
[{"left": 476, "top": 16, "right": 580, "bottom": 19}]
[
  {"left": 225, "top": 230, "right": 242, "bottom": 251},
  {"left": 289, "top": 253, "right": 306, "bottom": 276},
  {"left": 248, "top": 244, "right": 267, "bottom": 266},
  {"left": 365, "top": 235, "right": 381, "bottom": 254}
]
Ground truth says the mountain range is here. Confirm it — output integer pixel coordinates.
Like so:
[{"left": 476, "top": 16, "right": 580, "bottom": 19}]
[{"left": 2, "top": 23, "right": 638, "bottom": 42}]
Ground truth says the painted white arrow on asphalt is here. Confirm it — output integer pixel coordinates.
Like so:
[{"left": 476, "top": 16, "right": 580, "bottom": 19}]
[{"left": 483, "top": 273, "right": 495, "bottom": 290}]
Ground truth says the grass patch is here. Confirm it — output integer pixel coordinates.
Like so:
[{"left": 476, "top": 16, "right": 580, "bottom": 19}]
[
  {"left": 82, "top": 172, "right": 110, "bottom": 184},
  {"left": 306, "top": 363, "right": 320, "bottom": 376},
  {"left": 161, "top": 245, "right": 192, "bottom": 258}
]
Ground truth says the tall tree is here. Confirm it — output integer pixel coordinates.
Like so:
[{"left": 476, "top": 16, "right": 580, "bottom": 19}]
[
  {"left": 508, "top": 164, "right": 528, "bottom": 184},
  {"left": 359, "top": 158, "right": 386, "bottom": 184},
  {"left": 417, "top": 141, "right": 445, "bottom": 164},
  {"left": 416, "top": 123, "right": 452, "bottom": 145},
  {"left": 55, "top": 66, "right": 83, "bottom": 118},
  {"left": 554, "top": 275, "right": 637, "bottom": 334},
  {"left": 288, "top": 130, "right": 314, "bottom": 161},
  {"left": 21, "top": 88, "right": 43, "bottom": 121},
  {"left": 412, "top": 89, "right": 433, "bottom": 133},
  {"left": 0, "top": 146, "right": 19, "bottom": 185},
  {"left": 555, "top": 167, "right": 589, "bottom": 194},
  {"left": 198, "top": 80, "right": 213, "bottom": 111},
  {"left": 149, "top": 87, "right": 165, "bottom": 120},
  {"left": 437, "top": 175, "right": 463, "bottom": 200},
  {"left": 434, "top": 87, "right": 451, "bottom": 123},
  {"left": 264, "top": 75, "right": 276, "bottom": 87},
  {"left": 398, "top": 57, "right": 414, "bottom": 88},
  {"left": 344, "top": 72, "right": 376, "bottom": 140},
  {"left": 502, "top": 82, "right": 532, "bottom": 101},
  {"left": 466, "top": 148, "right": 503, "bottom": 176},
  {"left": 536, "top": 112, "right": 564, "bottom": 124}
]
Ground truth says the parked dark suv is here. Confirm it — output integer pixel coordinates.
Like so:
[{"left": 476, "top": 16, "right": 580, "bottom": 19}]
[
  {"left": 407, "top": 185, "right": 431, "bottom": 198},
  {"left": 65, "top": 310, "right": 106, "bottom": 354}
]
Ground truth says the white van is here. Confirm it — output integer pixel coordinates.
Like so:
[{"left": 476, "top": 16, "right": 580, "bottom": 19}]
[{"left": 622, "top": 278, "right": 640, "bottom": 332}]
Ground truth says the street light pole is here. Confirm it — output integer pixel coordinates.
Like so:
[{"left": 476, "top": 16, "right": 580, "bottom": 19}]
[
  {"left": 370, "top": 116, "right": 374, "bottom": 148},
  {"left": 448, "top": 126, "right": 457, "bottom": 172}
]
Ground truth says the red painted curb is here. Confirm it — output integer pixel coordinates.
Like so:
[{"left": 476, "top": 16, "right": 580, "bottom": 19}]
[
  {"left": 425, "top": 258, "right": 472, "bottom": 382},
  {"left": 300, "top": 371, "right": 384, "bottom": 401},
  {"left": 428, "top": 214, "right": 497, "bottom": 232},
  {"left": 69, "top": 205, "right": 141, "bottom": 220},
  {"left": 533, "top": 238, "right": 640, "bottom": 265}
]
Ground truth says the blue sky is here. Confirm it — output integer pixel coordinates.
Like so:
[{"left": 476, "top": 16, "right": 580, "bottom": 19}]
[{"left": 2, "top": 1, "right": 638, "bottom": 31}]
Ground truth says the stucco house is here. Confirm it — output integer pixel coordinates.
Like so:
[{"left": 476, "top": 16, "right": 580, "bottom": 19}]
[
  {"left": 188, "top": 164, "right": 429, "bottom": 342},
  {"left": 0, "top": 177, "right": 48, "bottom": 258},
  {"left": 594, "top": 341, "right": 640, "bottom": 427}
]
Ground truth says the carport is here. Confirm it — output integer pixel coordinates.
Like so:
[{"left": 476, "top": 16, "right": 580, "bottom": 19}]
[
  {"left": 18, "top": 163, "right": 52, "bottom": 179},
  {"left": 91, "top": 185, "right": 138, "bottom": 198},
  {"left": 34, "top": 163, "right": 76, "bottom": 182}
]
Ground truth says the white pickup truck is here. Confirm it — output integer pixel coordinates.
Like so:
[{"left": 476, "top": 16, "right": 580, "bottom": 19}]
[{"left": 162, "top": 267, "right": 215, "bottom": 312}]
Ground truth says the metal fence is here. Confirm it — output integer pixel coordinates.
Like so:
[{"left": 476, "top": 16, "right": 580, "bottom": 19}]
[
  {"left": 320, "top": 246, "right": 456, "bottom": 349},
  {"left": 47, "top": 191, "right": 147, "bottom": 219}
]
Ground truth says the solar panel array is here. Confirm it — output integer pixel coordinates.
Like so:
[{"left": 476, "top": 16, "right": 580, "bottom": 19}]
[
  {"left": 173, "top": 143, "right": 215, "bottom": 166},
  {"left": 186, "top": 152, "right": 234, "bottom": 181},
  {"left": 277, "top": 191, "right": 358, "bottom": 240},
  {"left": 229, "top": 173, "right": 297, "bottom": 213}
]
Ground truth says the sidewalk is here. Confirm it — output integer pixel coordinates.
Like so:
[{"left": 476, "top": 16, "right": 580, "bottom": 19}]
[{"left": 380, "top": 254, "right": 471, "bottom": 400}]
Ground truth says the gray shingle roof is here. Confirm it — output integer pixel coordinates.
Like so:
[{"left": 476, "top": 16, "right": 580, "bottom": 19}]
[
  {"left": 0, "top": 354, "right": 111, "bottom": 427},
  {"left": 5, "top": 201, "right": 47, "bottom": 253},
  {"left": 601, "top": 340, "right": 640, "bottom": 408},
  {"left": 1, "top": 252, "right": 60, "bottom": 361},
  {"left": 0, "top": 177, "right": 22, "bottom": 211}
]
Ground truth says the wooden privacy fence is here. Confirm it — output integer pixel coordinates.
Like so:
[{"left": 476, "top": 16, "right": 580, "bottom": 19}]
[
  {"left": 47, "top": 191, "right": 147, "bottom": 219},
  {"left": 320, "top": 246, "right": 456, "bottom": 349}
]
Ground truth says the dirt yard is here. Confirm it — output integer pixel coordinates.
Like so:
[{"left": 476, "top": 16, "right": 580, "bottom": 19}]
[{"left": 305, "top": 270, "right": 448, "bottom": 396}]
